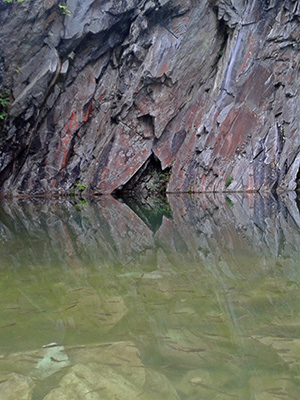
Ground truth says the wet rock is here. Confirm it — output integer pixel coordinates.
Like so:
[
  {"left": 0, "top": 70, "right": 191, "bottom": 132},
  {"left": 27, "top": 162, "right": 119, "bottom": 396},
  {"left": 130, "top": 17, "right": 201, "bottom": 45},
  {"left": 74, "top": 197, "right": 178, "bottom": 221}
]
[
  {"left": 0, "top": 373, "right": 35, "bottom": 400},
  {"left": 248, "top": 374, "right": 298, "bottom": 400},
  {"left": 141, "top": 369, "right": 180, "bottom": 400},
  {"left": 175, "top": 367, "right": 239, "bottom": 399},
  {"left": 51, "top": 291, "right": 128, "bottom": 333},
  {"left": 95, "top": 196, "right": 155, "bottom": 263},
  {"left": 43, "top": 363, "right": 140, "bottom": 400},
  {"left": 43, "top": 358, "right": 179, "bottom": 399},
  {"left": 158, "top": 328, "right": 211, "bottom": 367},
  {"left": 253, "top": 336, "right": 300, "bottom": 366},
  {"left": 1, "top": 194, "right": 300, "bottom": 398},
  {"left": 0, "top": 345, "right": 69, "bottom": 381},
  {"left": 67, "top": 341, "right": 146, "bottom": 388},
  {"left": 33, "top": 343, "right": 70, "bottom": 379}
]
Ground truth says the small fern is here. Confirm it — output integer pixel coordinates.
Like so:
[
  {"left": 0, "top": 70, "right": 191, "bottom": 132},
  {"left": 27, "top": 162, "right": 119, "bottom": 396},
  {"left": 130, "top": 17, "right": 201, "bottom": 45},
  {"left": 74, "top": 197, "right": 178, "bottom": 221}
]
[
  {"left": 59, "top": 3, "right": 71, "bottom": 15},
  {"left": 225, "top": 176, "right": 233, "bottom": 188}
]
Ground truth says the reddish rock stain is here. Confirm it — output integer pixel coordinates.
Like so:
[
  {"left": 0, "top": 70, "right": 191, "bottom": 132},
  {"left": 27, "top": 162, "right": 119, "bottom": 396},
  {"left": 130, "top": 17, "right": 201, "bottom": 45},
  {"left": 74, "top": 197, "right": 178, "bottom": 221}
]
[
  {"left": 58, "top": 111, "right": 79, "bottom": 169},
  {"left": 238, "top": 34, "right": 254, "bottom": 77}
]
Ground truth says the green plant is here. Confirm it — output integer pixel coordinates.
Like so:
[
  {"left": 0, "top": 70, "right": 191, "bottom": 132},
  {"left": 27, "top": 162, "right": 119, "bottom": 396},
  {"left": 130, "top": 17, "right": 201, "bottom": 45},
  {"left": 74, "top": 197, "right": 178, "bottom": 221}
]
[
  {"left": 0, "top": 89, "right": 11, "bottom": 124},
  {"left": 225, "top": 176, "right": 233, "bottom": 188},
  {"left": 70, "top": 181, "right": 87, "bottom": 198},
  {"left": 225, "top": 196, "right": 234, "bottom": 207},
  {"left": 76, "top": 182, "right": 86, "bottom": 191},
  {"left": 75, "top": 200, "right": 87, "bottom": 211},
  {"left": 187, "top": 182, "right": 194, "bottom": 194},
  {"left": 147, "top": 169, "right": 171, "bottom": 195},
  {"left": 58, "top": 3, "right": 71, "bottom": 15},
  {"left": 148, "top": 182, "right": 159, "bottom": 191},
  {"left": 70, "top": 187, "right": 76, "bottom": 198},
  {"left": 148, "top": 197, "right": 172, "bottom": 218},
  {"left": 0, "top": 91, "right": 10, "bottom": 107}
]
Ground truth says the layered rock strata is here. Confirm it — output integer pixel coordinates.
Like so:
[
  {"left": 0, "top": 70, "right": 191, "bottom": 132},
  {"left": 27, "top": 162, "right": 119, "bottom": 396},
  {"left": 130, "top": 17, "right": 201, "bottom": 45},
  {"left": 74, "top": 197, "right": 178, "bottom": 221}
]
[{"left": 0, "top": 0, "right": 300, "bottom": 195}]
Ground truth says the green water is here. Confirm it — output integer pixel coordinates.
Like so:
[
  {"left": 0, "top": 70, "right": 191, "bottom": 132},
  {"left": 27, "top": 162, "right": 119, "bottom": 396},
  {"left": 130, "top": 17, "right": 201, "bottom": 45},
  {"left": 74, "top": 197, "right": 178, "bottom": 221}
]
[{"left": 0, "top": 193, "right": 300, "bottom": 399}]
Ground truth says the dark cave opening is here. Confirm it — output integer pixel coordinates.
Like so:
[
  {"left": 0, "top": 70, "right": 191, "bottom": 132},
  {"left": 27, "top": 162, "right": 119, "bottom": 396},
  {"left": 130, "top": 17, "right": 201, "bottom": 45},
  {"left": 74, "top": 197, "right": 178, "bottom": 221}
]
[
  {"left": 296, "top": 167, "right": 300, "bottom": 192},
  {"left": 295, "top": 168, "right": 300, "bottom": 214},
  {"left": 113, "top": 153, "right": 171, "bottom": 199},
  {"left": 113, "top": 154, "right": 172, "bottom": 232}
]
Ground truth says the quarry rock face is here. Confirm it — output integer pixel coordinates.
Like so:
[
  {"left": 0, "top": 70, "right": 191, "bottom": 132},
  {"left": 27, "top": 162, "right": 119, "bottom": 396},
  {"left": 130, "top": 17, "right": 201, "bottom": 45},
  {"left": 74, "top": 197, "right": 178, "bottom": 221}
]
[{"left": 0, "top": 0, "right": 300, "bottom": 195}]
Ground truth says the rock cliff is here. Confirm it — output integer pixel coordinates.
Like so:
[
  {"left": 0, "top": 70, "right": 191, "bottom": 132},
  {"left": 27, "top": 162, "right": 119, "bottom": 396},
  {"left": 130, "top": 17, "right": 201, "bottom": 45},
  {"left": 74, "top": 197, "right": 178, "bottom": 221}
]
[{"left": 0, "top": 0, "right": 300, "bottom": 196}]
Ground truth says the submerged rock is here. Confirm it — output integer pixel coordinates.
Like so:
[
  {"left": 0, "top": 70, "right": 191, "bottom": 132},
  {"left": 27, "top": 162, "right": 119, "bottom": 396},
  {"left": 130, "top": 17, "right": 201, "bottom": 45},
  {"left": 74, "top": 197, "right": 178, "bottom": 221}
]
[
  {"left": 175, "top": 367, "right": 238, "bottom": 399},
  {"left": 67, "top": 341, "right": 146, "bottom": 388},
  {"left": 0, "top": 373, "right": 35, "bottom": 400},
  {"left": 253, "top": 336, "right": 300, "bottom": 367},
  {"left": 33, "top": 343, "right": 70, "bottom": 379},
  {"left": 0, "top": 195, "right": 300, "bottom": 398},
  {"left": 43, "top": 363, "right": 140, "bottom": 400},
  {"left": 248, "top": 374, "right": 298, "bottom": 400},
  {"left": 44, "top": 341, "right": 179, "bottom": 400},
  {"left": 43, "top": 362, "right": 180, "bottom": 400},
  {"left": 0, "top": 344, "right": 70, "bottom": 384},
  {"left": 50, "top": 292, "right": 128, "bottom": 333},
  {"left": 140, "top": 369, "right": 180, "bottom": 400}
]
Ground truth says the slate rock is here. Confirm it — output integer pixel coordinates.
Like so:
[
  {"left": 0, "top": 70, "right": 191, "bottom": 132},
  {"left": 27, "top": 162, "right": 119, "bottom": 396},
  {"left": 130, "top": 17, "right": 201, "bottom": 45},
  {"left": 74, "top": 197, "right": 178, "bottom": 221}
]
[
  {"left": 0, "top": 373, "right": 35, "bottom": 400},
  {"left": 1, "top": 0, "right": 300, "bottom": 195}
]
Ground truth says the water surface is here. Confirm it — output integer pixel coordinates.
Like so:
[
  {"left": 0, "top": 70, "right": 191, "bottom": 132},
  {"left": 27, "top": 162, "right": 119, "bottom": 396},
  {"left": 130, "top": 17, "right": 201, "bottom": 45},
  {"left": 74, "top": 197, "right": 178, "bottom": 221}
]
[{"left": 0, "top": 193, "right": 300, "bottom": 399}]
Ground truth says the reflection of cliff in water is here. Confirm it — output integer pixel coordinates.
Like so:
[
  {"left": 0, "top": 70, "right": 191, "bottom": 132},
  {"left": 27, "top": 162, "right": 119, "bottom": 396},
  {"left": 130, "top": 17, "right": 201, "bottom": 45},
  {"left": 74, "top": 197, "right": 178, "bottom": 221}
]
[
  {"left": 1, "top": 193, "right": 300, "bottom": 399},
  {"left": 0, "top": 192, "right": 300, "bottom": 269}
]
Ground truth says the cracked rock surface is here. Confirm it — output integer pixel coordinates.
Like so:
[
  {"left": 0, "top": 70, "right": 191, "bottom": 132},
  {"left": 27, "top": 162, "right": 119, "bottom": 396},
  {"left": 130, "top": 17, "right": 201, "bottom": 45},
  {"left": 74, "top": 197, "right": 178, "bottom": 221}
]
[{"left": 0, "top": 0, "right": 300, "bottom": 195}]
